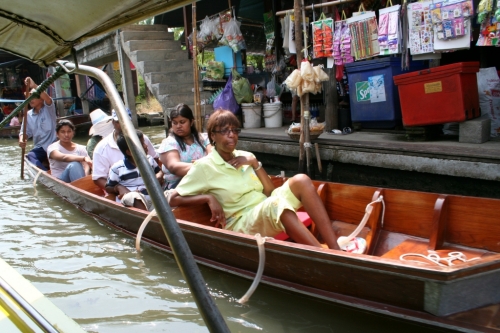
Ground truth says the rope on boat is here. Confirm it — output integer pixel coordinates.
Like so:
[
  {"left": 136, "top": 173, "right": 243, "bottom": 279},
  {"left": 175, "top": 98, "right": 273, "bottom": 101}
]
[
  {"left": 135, "top": 209, "right": 157, "bottom": 252},
  {"left": 238, "top": 233, "right": 269, "bottom": 304},
  {"left": 337, "top": 196, "right": 385, "bottom": 251},
  {"left": 399, "top": 251, "right": 480, "bottom": 267},
  {"left": 32, "top": 170, "right": 42, "bottom": 196}
]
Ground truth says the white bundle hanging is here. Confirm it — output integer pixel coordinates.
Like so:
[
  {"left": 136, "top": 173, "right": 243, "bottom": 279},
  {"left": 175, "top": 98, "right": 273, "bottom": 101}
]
[
  {"left": 284, "top": 69, "right": 302, "bottom": 89},
  {"left": 313, "top": 65, "right": 330, "bottom": 82},
  {"left": 302, "top": 79, "right": 316, "bottom": 94},
  {"left": 300, "top": 60, "right": 315, "bottom": 82}
]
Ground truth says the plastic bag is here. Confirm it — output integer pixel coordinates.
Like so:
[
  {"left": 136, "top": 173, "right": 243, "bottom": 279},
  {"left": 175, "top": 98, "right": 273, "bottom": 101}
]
[
  {"left": 213, "top": 73, "right": 239, "bottom": 114},
  {"left": 205, "top": 60, "right": 225, "bottom": 80},
  {"left": 300, "top": 59, "right": 314, "bottom": 81},
  {"left": 220, "top": 19, "right": 247, "bottom": 52},
  {"left": 267, "top": 76, "right": 277, "bottom": 98},
  {"left": 199, "top": 16, "right": 215, "bottom": 44},
  {"left": 313, "top": 65, "right": 330, "bottom": 82},
  {"left": 477, "top": 67, "right": 500, "bottom": 136},
  {"left": 231, "top": 69, "right": 253, "bottom": 103},
  {"left": 284, "top": 69, "right": 302, "bottom": 89}
]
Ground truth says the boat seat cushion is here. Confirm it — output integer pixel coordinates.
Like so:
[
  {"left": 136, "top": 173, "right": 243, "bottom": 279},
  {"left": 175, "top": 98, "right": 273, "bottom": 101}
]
[{"left": 274, "top": 211, "right": 313, "bottom": 241}]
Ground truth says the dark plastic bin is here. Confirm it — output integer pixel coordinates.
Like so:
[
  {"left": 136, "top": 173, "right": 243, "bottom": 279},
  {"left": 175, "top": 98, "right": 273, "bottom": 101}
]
[{"left": 345, "top": 57, "right": 426, "bottom": 128}]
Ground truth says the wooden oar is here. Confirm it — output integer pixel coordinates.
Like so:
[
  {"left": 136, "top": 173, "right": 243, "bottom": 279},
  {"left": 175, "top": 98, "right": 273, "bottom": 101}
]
[{"left": 20, "top": 86, "right": 30, "bottom": 179}]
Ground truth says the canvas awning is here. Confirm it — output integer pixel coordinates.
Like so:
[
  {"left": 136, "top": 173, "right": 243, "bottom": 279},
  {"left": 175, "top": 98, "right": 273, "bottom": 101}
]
[{"left": 0, "top": 0, "right": 197, "bottom": 66}]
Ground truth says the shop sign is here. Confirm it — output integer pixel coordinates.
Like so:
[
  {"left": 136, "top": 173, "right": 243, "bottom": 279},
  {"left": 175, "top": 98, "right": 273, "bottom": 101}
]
[{"left": 356, "top": 81, "right": 370, "bottom": 102}]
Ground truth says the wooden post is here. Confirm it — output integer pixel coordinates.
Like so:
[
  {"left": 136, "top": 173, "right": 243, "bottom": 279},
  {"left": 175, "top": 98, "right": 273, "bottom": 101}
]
[
  {"left": 294, "top": 0, "right": 306, "bottom": 172},
  {"left": 117, "top": 31, "right": 138, "bottom": 128},
  {"left": 192, "top": 2, "right": 202, "bottom": 133},
  {"left": 20, "top": 86, "right": 30, "bottom": 179},
  {"left": 324, "top": 67, "right": 338, "bottom": 132}
]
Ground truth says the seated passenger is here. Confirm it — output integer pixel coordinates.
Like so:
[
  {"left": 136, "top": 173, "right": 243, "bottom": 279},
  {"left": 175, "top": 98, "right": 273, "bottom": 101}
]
[
  {"left": 86, "top": 108, "right": 113, "bottom": 159},
  {"left": 105, "top": 131, "right": 163, "bottom": 211},
  {"left": 92, "top": 108, "right": 160, "bottom": 190},
  {"left": 158, "top": 104, "right": 212, "bottom": 189},
  {"left": 9, "top": 111, "right": 22, "bottom": 127},
  {"left": 168, "top": 110, "right": 340, "bottom": 249},
  {"left": 47, "top": 120, "right": 92, "bottom": 183}
]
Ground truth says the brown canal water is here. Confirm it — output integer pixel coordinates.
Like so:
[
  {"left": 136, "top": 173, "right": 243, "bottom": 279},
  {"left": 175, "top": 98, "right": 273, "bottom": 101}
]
[{"left": 0, "top": 127, "right": 454, "bottom": 333}]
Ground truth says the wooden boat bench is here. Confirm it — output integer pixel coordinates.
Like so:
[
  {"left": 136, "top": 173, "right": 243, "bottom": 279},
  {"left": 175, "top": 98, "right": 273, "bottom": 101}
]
[{"left": 380, "top": 194, "right": 493, "bottom": 263}]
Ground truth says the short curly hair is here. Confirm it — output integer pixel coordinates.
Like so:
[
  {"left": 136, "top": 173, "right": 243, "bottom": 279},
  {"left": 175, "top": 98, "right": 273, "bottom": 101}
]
[{"left": 206, "top": 109, "right": 241, "bottom": 145}]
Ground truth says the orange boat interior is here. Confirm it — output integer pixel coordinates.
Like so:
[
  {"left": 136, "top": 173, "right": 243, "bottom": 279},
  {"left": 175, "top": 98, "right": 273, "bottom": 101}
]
[{"left": 71, "top": 175, "right": 500, "bottom": 266}]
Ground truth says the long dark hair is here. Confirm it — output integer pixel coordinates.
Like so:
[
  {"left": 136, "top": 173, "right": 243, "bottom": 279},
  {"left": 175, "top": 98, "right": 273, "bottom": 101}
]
[{"left": 168, "top": 104, "right": 206, "bottom": 152}]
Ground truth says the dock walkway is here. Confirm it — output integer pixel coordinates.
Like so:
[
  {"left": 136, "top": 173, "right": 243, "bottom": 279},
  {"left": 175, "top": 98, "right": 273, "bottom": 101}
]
[{"left": 236, "top": 126, "right": 500, "bottom": 182}]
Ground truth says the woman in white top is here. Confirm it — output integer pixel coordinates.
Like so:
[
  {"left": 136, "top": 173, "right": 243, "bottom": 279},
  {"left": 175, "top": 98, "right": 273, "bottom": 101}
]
[
  {"left": 158, "top": 104, "right": 212, "bottom": 189},
  {"left": 47, "top": 120, "right": 92, "bottom": 182}
]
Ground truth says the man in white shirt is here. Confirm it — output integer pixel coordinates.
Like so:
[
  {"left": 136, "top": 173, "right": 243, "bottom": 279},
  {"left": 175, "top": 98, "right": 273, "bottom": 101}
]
[{"left": 92, "top": 108, "right": 160, "bottom": 189}]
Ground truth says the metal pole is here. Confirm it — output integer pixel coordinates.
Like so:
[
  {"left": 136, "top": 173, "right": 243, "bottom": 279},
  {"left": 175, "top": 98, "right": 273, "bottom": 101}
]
[{"left": 55, "top": 61, "right": 229, "bottom": 333}]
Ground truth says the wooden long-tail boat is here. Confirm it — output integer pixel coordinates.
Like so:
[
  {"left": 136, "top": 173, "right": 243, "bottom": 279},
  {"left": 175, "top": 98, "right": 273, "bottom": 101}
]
[
  {"left": 25, "top": 158, "right": 500, "bottom": 332},
  {"left": 0, "top": 125, "right": 20, "bottom": 138}
]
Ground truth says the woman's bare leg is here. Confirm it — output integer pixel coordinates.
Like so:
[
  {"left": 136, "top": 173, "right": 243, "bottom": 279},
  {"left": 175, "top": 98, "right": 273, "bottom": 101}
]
[
  {"left": 280, "top": 209, "right": 321, "bottom": 247},
  {"left": 288, "top": 174, "right": 340, "bottom": 250}
]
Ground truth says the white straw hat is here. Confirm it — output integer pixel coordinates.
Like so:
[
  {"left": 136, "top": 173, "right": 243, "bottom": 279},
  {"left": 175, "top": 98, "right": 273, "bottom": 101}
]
[{"left": 89, "top": 109, "right": 113, "bottom": 136}]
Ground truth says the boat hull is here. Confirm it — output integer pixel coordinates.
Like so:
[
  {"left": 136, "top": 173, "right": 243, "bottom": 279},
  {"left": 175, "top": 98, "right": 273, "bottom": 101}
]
[{"left": 25, "top": 160, "right": 500, "bottom": 332}]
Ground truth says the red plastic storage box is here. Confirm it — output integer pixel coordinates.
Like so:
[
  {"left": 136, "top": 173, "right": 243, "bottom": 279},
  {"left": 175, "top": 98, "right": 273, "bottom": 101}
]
[{"left": 393, "top": 62, "right": 480, "bottom": 127}]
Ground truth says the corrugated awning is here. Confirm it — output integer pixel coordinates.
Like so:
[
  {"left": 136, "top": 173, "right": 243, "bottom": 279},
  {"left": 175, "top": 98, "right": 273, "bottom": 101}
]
[{"left": 0, "top": 0, "right": 197, "bottom": 66}]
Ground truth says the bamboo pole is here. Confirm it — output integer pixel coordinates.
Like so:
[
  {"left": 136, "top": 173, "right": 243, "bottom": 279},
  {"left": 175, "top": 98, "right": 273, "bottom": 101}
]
[
  {"left": 294, "top": 0, "right": 305, "bottom": 173},
  {"left": 301, "top": 0, "right": 312, "bottom": 177},
  {"left": 20, "top": 86, "right": 30, "bottom": 179},
  {"left": 192, "top": 2, "right": 202, "bottom": 133}
]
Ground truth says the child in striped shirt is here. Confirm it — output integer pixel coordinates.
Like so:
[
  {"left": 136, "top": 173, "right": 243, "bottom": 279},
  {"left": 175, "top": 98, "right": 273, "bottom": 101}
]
[{"left": 105, "top": 130, "right": 163, "bottom": 211}]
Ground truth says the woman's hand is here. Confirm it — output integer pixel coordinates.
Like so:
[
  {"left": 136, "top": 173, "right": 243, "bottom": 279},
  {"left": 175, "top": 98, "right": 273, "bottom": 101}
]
[
  {"left": 207, "top": 195, "right": 226, "bottom": 228},
  {"left": 82, "top": 156, "right": 93, "bottom": 167},
  {"left": 227, "top": 155, "right": 258, "bottom": 169}
]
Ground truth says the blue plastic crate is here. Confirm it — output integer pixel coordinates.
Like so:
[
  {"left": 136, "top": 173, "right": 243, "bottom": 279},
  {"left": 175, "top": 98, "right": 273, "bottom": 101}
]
[
  {"left": 345, "top": 57, "right": 426, "bottom": 128},
  {"left": 214, "top": 46, "right": 244, "bottom": 78}
]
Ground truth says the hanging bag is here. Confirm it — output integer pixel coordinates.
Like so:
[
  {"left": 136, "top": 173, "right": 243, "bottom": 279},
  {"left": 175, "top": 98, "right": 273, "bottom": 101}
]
[
  {"left": 213, "top": 73, "right": 240, "bottom": 114},
  {"left": 231, "top": 68, "right": 254, "bottom": 103}
]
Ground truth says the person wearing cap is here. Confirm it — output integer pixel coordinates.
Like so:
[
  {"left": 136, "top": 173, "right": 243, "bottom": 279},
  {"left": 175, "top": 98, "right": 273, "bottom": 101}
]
[
  {"left": 92, "top": 108, "right": 161, "bottom": 190},
  {"left": 86, "top": 109, "right": 113, "bottom": 159},
  {"left": 19, "top": 77, "right": 57, "bottom": 171}
]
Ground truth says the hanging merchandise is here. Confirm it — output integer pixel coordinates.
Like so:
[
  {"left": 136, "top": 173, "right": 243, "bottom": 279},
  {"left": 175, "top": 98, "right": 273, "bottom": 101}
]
[
  {"left": 281, "top": 14, "right": 290, "bottom": 54},
  {"left": 205, "top": 60, "right": 225, "bottom": 80},
  {"left": 347, "top": 9, "right": 380, "bottom": 60},
  {"left": 475, "top": 0, "right": 499, "bottom": 46},
  {"left": 378, "top": 3, "right": 402, "bottom": 55},
  {"left": 199, "top": 16, "right": 218, "bottom": 46},
  {"left": 264, "top": 11, "right": 275, "bottom": 54},
  {"left": 219, "top": 19, "right": 247, "bottom": 52},
  {"left": 332, "top": 9, "right": 353, "bottom": 83},
  {"left": 311, "top": 13, "right": 334, "bottom": 58},
  {"left": 288, "top": 12, "right": 297, "bottom": 54},
  {"left": 284, "top": 60, "right": 330, "bottom": 97},
  {"left": 213, "top": 72, "right": 239, "bottom": 114},
  {"left": 218, "top": 10, "right": 233, "bottom": 36},
  {"left": 407, "top": 1, "right": 435, "bottom": 55},
  {"left": 231, "top": 68, "right": 254, "bottom": 104}
]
